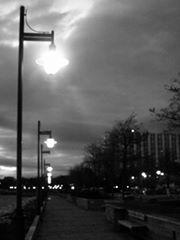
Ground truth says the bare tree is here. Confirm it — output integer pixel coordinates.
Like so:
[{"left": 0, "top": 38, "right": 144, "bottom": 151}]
[{"left": 150, "top": 73, "right": 180, "bottom": 129}]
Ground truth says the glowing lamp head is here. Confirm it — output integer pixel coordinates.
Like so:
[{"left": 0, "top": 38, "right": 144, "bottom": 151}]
[
  {"left": 36, "top": 47, "right": 69, "bottom": 75},
  {"left": 47, "top": 175, "right": 52, "bottom": 184},
  {"left": 47, "top": 166, "right": 53, "bottom": 172},
  {"left": 44, "top": 138, "right": 57, "bottom": 149}
]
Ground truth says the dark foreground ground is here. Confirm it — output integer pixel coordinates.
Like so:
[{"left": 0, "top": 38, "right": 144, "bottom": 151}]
[{"left": 35, "top": 195, "right": 135, "bottom": 240}]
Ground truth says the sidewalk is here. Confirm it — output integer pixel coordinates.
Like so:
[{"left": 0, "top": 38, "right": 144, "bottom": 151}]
[{"left": 35, "top": 196, "right": 134, "bottom": 240}]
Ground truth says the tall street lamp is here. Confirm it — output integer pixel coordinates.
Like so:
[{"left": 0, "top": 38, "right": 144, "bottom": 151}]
[
  {"left": 43, "top": 162, "right": 53, "bottom": 199},
  {"left": 16, "top": 6, "right": 63, "bottom": 240},
  {"left": 37, "top": 120, "right": 51, "bottom": 214},
  {"left": 46, "top": 164, "right": 53, "bottom": 185},
  {"left": 40, "top": 144, "right": 51, "bottom": 204},
  {"left": 41, "top": 144, "right": 51, "bottom": 176},
  {"left": 37, "top": 120, "right": 57, "bottom": 213}
]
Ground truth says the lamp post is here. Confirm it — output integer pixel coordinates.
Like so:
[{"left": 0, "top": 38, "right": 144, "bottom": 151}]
[
  {"left": 40, "top": 144, "right": 51, "bottom": 204},
  {"left": 37, "top": 120, "right": 52, "bottom": 213},
  {"left": 46, "top": 164, "right": 53, "bottom": 185},
  {"left": 44, "top": 162, "right": 53, "bottom": 198},
  {"left": 41, "top": 144, "right": 51, "bottom": 177},
  {"left": 16, "top": 6, "right": 56, "bottom": 240}
]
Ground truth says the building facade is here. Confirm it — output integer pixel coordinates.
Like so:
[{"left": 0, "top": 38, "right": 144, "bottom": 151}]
[{"left": 138, "top": 132, "right": 180, "bottom": 167}]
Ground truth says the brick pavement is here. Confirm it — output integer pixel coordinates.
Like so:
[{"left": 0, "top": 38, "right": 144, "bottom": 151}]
[{"left": 35, "top": 196, "right": 134, "bottom": 240}]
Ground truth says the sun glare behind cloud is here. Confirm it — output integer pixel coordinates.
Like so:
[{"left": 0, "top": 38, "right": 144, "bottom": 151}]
[
  {"left": 36, "top": 49, "right": 69, "bottom": 74},
  {"left": 51, "top": 0, "right": 95, "bottom": 40}
]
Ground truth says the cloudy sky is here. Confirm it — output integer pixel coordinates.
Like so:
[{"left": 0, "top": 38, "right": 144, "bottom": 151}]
[{"left": 0, "top": 0, "right": 180, "bottom": 178}]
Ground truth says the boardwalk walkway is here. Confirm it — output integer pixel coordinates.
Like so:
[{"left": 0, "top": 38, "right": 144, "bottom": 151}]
[{"left": 35, "top": 196, "right": 134, "bottom": 240}]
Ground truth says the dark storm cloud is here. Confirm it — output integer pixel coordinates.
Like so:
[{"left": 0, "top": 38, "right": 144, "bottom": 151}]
[
  {"left": 0, "top": 0, "right": 180, "bottom": 177},
  {"left": 66, "top": 0, "right": 180, "bottom": 121},
  {"left": 0, "top": 157, "right": 15, "bottom": 167},
  {"left": 51, "top": 121, "right": 107, "bottom": 144},
  {"left": 0, "top": 115, "right": 16, "bottom": 130}
]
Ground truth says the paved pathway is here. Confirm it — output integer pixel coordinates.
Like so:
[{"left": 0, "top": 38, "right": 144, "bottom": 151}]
[{"left": 36, "top": 196, "right": 134, "bottom": 240}]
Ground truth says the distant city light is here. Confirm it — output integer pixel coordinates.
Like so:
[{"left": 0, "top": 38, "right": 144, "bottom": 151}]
[
  {"left": 71, "top": 185, "right": 75, "bottom": 190},
  {"left": 9, "top": 186, "right": 17, "bottom": 189},
  {"left": 141, "top": 172, "right": 147, "bottom": 178},
  {"left": 156, "top": 170, "right": 165, "bottom": 176}
]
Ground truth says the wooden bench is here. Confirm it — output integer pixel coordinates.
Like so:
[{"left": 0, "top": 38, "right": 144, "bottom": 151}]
[
  {"left": 105, "top": 204, "right": 127, "bottom": 224},
  {"left": 117, "top": 210, "right": 148, "bottom": 237},
  {"left": 128, "top": 209, "right": 147, "bottom": 221}
]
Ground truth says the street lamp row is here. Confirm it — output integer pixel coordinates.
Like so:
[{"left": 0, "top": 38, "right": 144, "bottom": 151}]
[
  {"left": 37, "top": 120, "right": 57, "bottom": 213},
  {"left": 16, "top": 6, "right": 67, "bottom": 240}
]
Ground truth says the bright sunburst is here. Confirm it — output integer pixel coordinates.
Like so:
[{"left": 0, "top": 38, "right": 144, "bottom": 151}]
[{"left": 36, "top": 49, "right": 69, "bottom": 74}]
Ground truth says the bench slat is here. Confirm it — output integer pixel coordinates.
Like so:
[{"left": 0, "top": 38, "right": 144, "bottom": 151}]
[
  {"left": 118, "top": 219, "right": 147, "bottom": 230},
  {"left": 128, "top": 210, "right": 146, "bottom": 221}
]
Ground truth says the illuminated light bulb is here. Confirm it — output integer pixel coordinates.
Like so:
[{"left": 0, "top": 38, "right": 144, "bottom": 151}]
[
  {"left": 36, "top": 49, "right": 69, "bottom": 75},
  {"left": 44, "top": 138, "right": 57, "bottom": 148},
  {"left": 47, "top": 166, "right": 53, "bottom": 172},
  {"left": 47, "top": 176, "right": 51, "bottom": 184}
]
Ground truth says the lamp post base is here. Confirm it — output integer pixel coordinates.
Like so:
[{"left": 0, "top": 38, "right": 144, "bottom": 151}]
[{"left": 14, "top": 212, "right": 25, "bottom": 240}]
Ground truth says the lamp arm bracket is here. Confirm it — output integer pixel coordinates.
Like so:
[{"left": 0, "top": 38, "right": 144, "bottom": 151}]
[{"left": 39, "top": 130, "right": 52, "bottom": 137}]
